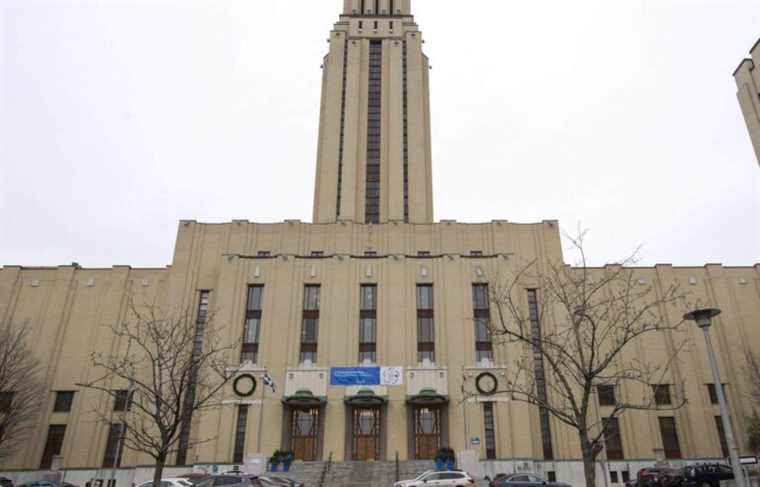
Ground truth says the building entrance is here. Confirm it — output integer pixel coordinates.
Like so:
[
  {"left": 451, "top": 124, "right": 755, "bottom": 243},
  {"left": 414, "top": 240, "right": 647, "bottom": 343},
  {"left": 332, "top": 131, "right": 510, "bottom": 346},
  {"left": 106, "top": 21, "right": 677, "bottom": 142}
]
[
  {"left": 290, "top": 407, "right": 320, "bottom": 461},
  {"left": 413, "top": 406, "right": 441, "bottom": 460},
  {"left": 351, "top": 407, "right": 381, "bottom": 461}
]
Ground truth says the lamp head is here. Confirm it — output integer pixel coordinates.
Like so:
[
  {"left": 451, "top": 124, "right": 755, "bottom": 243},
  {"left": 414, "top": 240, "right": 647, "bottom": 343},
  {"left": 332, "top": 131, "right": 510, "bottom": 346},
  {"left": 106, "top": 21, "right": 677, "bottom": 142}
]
[{"left": 683, "top": 308, "right": 721, "bottom": 328}]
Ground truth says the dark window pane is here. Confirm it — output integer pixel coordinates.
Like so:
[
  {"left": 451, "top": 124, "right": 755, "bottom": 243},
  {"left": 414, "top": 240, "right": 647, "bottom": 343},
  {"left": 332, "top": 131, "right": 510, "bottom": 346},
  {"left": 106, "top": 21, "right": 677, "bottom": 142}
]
[
  {"left": 417, "top": 285, "right": 433, "bottom": 309},
  {"left": 113, "top": 390, "right": 133, "bottom": 412},
  {"left": 233, "top": 405, "right": 249, "bottom": 463},
  {"left": 247, "top": 286, "right": 264, "bottom": 311},
  {"left": 304, "top": 286, "right": 321, "bottom": 310},
  {"left": 40, "top": 425, "right": 66, "bottom": 469},
  {"left": 715, "top": 416, "right": 729, "bottom": 458},
  {"left": 102, "top": 423, "right": 124, "bottom": 468},
  {"left": 598, "top": 385, "right": 616, "bottom": 407},
  {"left": 472, "top": 284, "right": 489, "bottom": 310},
  {"left": 653, "top": 385, "right": 672, "bottom": 406},
  {"left": 603, "top": 417, "right": 624, "bottom": 460},
  {"left": 360, "top": 285, "right": 377, "bottom": 310},
  {"left": 483, "top": 402, "right": 496, "bottom": 460},
  {"left": 0, "top": 391, "right": 14, "bottom": 412},
  {"left": 53, "top": 392, "right": 75, "bottom": 413},
  {"left": 658, "top": 417, "right": 681, "bottom": 459}
]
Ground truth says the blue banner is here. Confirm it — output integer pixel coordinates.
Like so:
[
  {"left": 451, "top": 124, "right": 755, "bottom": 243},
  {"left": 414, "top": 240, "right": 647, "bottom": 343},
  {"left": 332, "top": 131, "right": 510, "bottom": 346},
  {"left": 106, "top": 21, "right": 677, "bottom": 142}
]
[{"left": 330, "top": 367, "right": 381, "bottom": 386}]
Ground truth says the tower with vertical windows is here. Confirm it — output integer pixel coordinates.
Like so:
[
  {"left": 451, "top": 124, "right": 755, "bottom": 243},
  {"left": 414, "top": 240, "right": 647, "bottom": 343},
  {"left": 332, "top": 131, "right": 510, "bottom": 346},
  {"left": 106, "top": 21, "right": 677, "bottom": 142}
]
[{"left": 313, "top": 0, "right": 433, "bottom": 224}]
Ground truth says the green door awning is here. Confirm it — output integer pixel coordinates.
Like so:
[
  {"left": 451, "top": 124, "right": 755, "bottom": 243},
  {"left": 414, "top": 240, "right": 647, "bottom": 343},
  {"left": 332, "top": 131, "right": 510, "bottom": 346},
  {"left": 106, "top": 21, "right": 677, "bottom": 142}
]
[
  {"left": 345, "top": 389, "right": 388, "bottom": 406},
  {"left": 405, "top": 388, "right": 448, "bottom": 405},
  {"left": 282, "top": 389, "right": 327, "bottom": 407}
]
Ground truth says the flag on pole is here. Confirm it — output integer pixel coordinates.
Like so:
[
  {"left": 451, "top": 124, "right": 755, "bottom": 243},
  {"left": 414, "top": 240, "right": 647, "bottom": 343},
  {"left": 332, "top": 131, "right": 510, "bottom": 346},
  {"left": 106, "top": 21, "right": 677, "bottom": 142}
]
[{"left": 263, "top": 373, "right": 277, "bottom": 393}]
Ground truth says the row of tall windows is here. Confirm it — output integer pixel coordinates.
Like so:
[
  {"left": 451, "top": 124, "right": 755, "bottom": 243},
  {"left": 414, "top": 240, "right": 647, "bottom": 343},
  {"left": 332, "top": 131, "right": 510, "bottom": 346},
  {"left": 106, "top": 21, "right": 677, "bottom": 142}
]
[
  {"left": 527, "top": 289, "right": 554, "bottom": 460},
  {"left": 243, "top": 283, "right": 491, "bottom": 365},
  {"left": 356, "top": 0, "right": 398, "bottom": 15},
  {"left": 365, "top": 40, "right": 382, "bottom": 223},
  {"left": 402, "top": 40, "right": 410, "bottom": 222},
  {"left": 336, "top": 36, "right": 349, "bottom": 219},
  {"left": 176, "top": 290, "right": 210, "bottom": 466}
]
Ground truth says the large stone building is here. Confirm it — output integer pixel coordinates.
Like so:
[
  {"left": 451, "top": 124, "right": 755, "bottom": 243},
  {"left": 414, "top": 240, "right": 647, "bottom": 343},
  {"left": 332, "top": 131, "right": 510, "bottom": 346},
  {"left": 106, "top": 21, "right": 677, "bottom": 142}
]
[
  {"left": 1, "top": 1, "right": 759, "bottom": 485},
  {"left": 735, "top": 38, "right": 760, "bottom": 166}
]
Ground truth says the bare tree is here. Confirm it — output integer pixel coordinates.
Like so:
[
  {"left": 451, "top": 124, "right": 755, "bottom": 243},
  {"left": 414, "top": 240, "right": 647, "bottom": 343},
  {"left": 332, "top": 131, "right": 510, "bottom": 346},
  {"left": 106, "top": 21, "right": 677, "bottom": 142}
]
[
  {"left": 483, "top": 233, "right": 689, "bottom": 487},
  {"left": 744, "top": 349, "right": 760, "bottom": 454},
  {"left": 745, "top": 348, "right": 760, "bottom": 411},
  {"left": 0, "top": 322, "right": 43, "bottom": 460},
  {"left": 78, "top": 301, "right": 239, "bottom": 487}
]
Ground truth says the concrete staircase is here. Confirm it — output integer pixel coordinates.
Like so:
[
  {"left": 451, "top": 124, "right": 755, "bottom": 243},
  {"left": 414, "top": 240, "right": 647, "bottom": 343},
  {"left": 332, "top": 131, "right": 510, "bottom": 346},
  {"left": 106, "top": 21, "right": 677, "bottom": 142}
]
[{"left": 269, "top": 459, "right": 435, "bottom": 487}]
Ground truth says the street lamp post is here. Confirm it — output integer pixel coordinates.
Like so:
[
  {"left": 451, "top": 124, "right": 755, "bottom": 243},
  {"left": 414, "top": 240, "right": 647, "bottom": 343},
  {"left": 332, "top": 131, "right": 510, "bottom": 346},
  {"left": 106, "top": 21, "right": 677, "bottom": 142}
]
[{"left": 683, "top": 308, "right": 745, "bottom": 487}]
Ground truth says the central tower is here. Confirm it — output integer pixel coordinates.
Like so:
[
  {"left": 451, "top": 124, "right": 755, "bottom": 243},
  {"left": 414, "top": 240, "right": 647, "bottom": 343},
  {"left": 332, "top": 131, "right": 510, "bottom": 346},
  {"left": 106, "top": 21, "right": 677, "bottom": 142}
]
[{"left": 312, "top": 0, "right": 434, "bottom": 224}]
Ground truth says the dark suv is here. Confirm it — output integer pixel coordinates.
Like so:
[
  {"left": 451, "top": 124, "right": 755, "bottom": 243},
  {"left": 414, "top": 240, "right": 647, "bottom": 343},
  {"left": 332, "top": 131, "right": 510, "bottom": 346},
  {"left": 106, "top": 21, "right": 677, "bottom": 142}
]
[{"left": 682, "top": 464, "right": 734, "bottom": 487}]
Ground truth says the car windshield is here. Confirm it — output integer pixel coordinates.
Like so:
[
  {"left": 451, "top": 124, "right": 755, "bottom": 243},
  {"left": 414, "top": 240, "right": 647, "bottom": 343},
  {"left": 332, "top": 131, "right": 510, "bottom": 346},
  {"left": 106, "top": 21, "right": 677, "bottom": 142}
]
[{"left": 416, "top": 471, "right": 435, "bottom": 480}]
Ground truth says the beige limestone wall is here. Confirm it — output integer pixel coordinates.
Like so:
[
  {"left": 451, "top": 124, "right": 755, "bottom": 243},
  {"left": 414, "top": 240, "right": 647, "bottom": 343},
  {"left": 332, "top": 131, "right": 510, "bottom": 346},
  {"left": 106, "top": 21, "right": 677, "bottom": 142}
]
[{"left": 1, "top": 221, "right": 758, "bottom": 470}]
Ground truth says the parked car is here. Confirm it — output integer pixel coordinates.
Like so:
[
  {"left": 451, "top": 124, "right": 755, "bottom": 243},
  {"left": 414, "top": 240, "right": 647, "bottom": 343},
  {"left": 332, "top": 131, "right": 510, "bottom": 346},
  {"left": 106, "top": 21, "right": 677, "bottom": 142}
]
[
  {"left": 394, "top": 470, "right": 475, "bottom": 486},
  {"left": 257, "top": 478, "right": 303, "bottom": 487},
  {"left": 636, "top": 468, "right": 684, "bottom": 487},
  {"left": 0, "top": 477, "right": 13, "bottom": 487},
  {"left": 18, "top": 481, "right": 79, "bottom": 487},
  {"left": 489, "top": 473, "right": 571, "bottom": 487},
  {"left": 194, "top": 474, "right": 286, "bottom": 487},
  {"left": 136, "top": 479, "right": 194, "bottom": 487},
  {"left": 682, "top": 464, "right": 734, "bottom": 487},
  {"left": 177, "top": 474, "right": 211, "bottom": 486}
]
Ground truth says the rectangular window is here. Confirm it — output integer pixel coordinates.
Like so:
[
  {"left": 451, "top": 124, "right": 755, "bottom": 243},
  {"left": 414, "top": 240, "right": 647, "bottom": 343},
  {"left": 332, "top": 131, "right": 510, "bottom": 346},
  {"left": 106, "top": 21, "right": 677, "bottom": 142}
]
[
  {"left": 358, "top": 20, "right": 363, "bottom": 29},
  {"left": 390, "top": 21, "right": 394, "bottom": 29},
  {"left": 359, "top": 285, "right": 378, "bottom": 363},
  {"left": 483, "top": 402, "right": 496, "bottom": 460},
  {"left": 598, "top": 385, "right": 616, "bottom": 407},
  {"left": 547, "top": 472, "right": 557, "bottom": 483},
  {"left": 622, "top": 472, "right": 631, "bottom": 483},
  {"left": 53, "top": 391, "right": 75, "bottom": 413},
  {"left": 714, "top": 416, "right": 729, "bottom": 458},
  {"left": 310, "top": 251, "right": 324, "bottom": 257},
  {"left": 300, "top": 285, "right": 321, "bottom": 363},
  {"left": 527, "top": 289, "right": 554, "bottom": 460},
  {"left": 364, "top": 40, "right": 382, "bottom": 224},
  {"left": 102, "top": 423, "right": 124, "bottom": 468},
  {"left": 113, "top": 390, "right": 133, "bottom": 412},
  {"left": 416, "top": 284, "right": 435, "bottom": 363},
  {"left": 241, "top": 285, "right": 265, "bottom": 364},
  {"left": 610, "top": 472, "right": 619, "bottom": 484},
  {"left": 233, "top": 405, "right": 249, "bottom": 464},
  {"left": 417, "top": 251, "right": 431, "bottom": 257},
  {"left": 257, "top": 251, "right": 271, "bottom": 257},
  {"left": 470, "top": 250, "right": 484, "bottom": 256},
  {"left": 40, "top": 425, "right": 66, "bottom": 469},
  {"left": 472, "top": 284, "right": 493, "bottom": 362},
  {"left": 0, "top": 391, "right": 13, "bottom": 412},
  {"left": 653, "top": 385, "right": 672, "bottom": 406},
  {"left": 658, "top": 417, "right": 682, "bottom": 459},
  {"left": 603, "top": 417, "right": 624, "bottom": 460},
  {"left": 707, "top": 384, "right": 727, "bottom": 405}
]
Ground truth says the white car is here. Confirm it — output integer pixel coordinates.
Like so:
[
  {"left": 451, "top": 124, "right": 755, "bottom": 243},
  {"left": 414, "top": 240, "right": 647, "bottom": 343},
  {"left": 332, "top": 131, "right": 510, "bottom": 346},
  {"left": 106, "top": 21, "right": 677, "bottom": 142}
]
[
  {"left": 394, "top": 470, "right": 475, "bottom": 487},
  {"left": 137, "top": 479, "right": 194, "bottom": 487}
]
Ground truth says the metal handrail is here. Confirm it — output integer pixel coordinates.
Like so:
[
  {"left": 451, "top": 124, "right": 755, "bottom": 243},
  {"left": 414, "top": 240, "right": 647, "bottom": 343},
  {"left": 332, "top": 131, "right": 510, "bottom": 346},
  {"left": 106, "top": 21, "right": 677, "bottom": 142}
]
[{"left": 317, "top": 452, "right": 333, "bottom": 487}]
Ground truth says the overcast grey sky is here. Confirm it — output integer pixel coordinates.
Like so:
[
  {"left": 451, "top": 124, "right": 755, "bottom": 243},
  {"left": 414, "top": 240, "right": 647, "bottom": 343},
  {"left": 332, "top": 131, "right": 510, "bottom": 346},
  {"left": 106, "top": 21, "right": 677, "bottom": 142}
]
[{"left": 1, "top": 0, "right": 758, "bottom": 268}]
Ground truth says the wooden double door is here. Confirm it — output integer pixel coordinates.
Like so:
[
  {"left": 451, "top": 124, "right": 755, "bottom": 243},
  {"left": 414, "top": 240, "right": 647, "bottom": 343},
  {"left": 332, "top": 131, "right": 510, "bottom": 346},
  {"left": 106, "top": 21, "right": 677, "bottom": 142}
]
[
  {"left": 290, "top": 407, "right": 320, "bottom": 461},
  {"left": 413, "top": 406, "right": 442, "bottom": 460},
  {"left": 351, "top": 407, "right": 382, "bottom": 461}
]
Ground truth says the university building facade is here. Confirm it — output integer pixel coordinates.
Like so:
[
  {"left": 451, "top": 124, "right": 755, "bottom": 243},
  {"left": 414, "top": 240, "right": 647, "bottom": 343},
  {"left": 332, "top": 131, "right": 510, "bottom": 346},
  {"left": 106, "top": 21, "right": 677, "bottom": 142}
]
[{"left": 1, "top": 1, "right": 759, "bottom": 483}]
